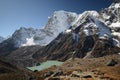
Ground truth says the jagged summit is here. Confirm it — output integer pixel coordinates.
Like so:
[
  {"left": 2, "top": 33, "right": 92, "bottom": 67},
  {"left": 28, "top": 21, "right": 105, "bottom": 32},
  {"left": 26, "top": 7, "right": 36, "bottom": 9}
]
[
  {"left": 71, "top": 10, "right": 111, "bottom": 39},
  {"left": 109, "top": 1, "right": 120, "bottom": 9},
  {"left": 71, "top": 11, "right": 99, "bottom": 27},
  {"left": 101, "top": 1, "right": 120, "bottom": 25},
  {"left": 44, "top": 10, "right": 77, "bottom": 36}
]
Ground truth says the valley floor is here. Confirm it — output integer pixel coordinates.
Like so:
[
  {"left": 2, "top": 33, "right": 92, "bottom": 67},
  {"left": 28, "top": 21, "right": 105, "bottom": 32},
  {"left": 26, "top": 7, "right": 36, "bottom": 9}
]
[{"left": 0, "top": 54, "right": 120, "bottom": 80}]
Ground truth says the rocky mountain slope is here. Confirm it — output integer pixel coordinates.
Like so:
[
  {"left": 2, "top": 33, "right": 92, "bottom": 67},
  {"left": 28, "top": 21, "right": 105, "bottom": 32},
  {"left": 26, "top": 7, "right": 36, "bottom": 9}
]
[
  {"left": 0, "top": 58, "right": 19, "bottom": 74},
  {"left": 6, "top": 45, "right": 42, "bottom": 67},
  {"left": 0, "top": 57, "right": 36, "bottom": 80},
  {"left": 100, "top": 2, "right": 120, "bottom": 47}
]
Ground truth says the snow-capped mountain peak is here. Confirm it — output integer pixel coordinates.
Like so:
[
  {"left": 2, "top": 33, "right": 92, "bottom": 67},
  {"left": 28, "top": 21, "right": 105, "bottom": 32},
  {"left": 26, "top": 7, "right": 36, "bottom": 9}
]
[
  {"left": 108, "top": 2, "right": 120, "bottom": 28},
  {"left": 100, "top": 1, "right": 120, "bottom": 47},
  {"left": 44, "top": 10, "right": 78, "bottom": 36},
  {"left": 109, "top": 2, "right": 120, "bottom": 9},
  {"left": 101, "top": 1, "right": 120, "bottom": 24},
  {"left": 71, "top": 11, "right": 99, "bottom": 27},
  {"left": 8, "top": 10, "right": 78, "bottom": 48},
  {"left": 71, "top": 10, "right": 111, "bottom": 39}
]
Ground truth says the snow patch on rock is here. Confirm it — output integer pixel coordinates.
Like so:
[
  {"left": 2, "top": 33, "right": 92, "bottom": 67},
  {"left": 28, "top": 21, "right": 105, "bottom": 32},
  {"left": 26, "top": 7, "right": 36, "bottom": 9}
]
[
  {"left": 21, "top": 37, "right": 36, "bottom": 46},
  {"left": 71, "top": 11, "right": 99, "bottom": 27},
  {"left": 110, "top": 22, "right": 120, "bottom": 28},
  {"left": 113, "top": 38, "right": 120, "bottom": 47}
]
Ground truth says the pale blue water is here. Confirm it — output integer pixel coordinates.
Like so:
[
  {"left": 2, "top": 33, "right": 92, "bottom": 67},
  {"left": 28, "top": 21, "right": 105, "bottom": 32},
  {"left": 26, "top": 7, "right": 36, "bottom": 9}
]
[{"left": 27, "top": 60, "right": 63, "bottom": 71}]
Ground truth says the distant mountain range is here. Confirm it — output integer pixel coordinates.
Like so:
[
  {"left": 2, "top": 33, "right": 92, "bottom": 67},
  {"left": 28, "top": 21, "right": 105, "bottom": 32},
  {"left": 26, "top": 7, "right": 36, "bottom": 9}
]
[
  {"left": 2, "top": 11, "right": 77, "bottom": 48},
  {"left": 0, "top": 2, "right": 120, "bottom": 48},
  {"left": 0, "top": 36, "right": 5, "bottom": 43},
  {"left": 0, "top": 1, "right": 120, "bottom": 67}
]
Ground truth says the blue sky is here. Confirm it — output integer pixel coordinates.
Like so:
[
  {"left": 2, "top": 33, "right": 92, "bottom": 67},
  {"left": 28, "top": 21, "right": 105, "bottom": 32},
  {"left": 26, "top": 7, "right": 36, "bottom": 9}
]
[{"left": 0, "top": 0, "right": 113, "bottom": 37}]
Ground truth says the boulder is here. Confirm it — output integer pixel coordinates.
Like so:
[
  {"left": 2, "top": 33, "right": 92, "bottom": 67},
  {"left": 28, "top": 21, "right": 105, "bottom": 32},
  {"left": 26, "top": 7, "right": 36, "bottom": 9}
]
[{"left": 107, "top": 59, "right": 118, "bottom": 66}]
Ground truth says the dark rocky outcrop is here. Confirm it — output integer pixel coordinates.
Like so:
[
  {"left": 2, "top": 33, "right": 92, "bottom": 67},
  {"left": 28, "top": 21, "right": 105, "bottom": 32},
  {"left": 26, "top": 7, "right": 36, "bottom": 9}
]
[
  {"left": 0, "top": 57, "right": 28, "bottom": 74},
  {"left": 107, "top": 59, "right": 118, "bottom": 66},
  {"left": 91, "top": 39, "right": 120, "bottom": 57},
  {"left": 33, "top": 30, "right": 120, "bottom": 62},
  {"left": 33, "top": 33, "right": 74, "bottom": 61},
  {"left": 0, "top": 38, "right": 17, "bottom": 57},
  {"left": 44, "top": 71, "right": 54, "bottom": 77},
  {"left": 5, "top": 45, "right": 42, "bottom": 67}
]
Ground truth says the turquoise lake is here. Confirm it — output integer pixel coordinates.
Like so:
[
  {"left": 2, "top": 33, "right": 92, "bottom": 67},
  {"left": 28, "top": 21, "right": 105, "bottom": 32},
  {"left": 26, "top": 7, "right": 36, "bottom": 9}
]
[{"left": 27, "top": 60, "right": 63, "bottom": 71}]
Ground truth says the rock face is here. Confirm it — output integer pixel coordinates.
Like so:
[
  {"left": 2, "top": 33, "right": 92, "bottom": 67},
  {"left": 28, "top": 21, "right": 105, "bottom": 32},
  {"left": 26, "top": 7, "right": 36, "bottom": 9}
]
[
  {"left": 107, "top": 59, "right": 118, "bottom": 66},
  {"left": 0, "top": 58, "right": 19, "bottom": 74},
  {"left": 0, "top": 38, "right": 17, "bottom": 57},
  {"left": 0, "top": 58, "right": 38, "bottom": 80},
  {"left": 6, "top": 45, "right": 42, "bottom": 67},
  {"left": 100, "top": 2, "right": 120, "bottom": 47}
]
